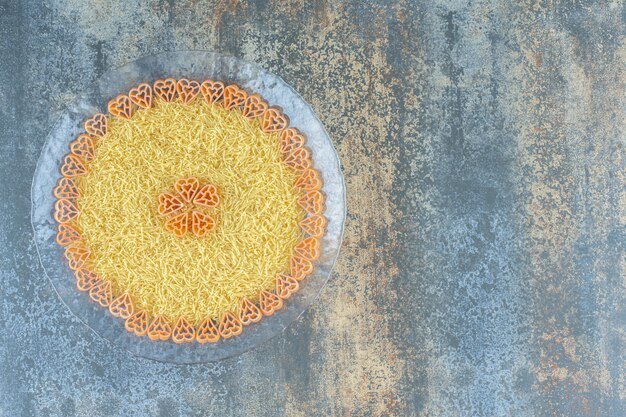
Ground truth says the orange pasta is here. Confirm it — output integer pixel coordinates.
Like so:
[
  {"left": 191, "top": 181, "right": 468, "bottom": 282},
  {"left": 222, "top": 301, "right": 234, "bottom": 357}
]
[{"left": 53, "top": 79, "right": 327, "bottom": 343}]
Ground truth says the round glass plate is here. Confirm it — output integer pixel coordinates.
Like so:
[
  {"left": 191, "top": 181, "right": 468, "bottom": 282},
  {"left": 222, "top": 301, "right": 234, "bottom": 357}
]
[{"left": 31, "top": 51, "right": 346, "bottom": 363}]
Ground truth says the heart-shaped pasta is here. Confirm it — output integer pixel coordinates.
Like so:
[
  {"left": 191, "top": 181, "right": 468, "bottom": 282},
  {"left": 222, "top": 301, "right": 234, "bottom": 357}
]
[
  {"left": 196, "top": 317, "right": 220, "bottom": 343},
  {"left": 70, "top": 134, "right": 96, "bottom": 162},
  {"left": 75, "top": 268, "right": 102, "bottom": 292},
  {"left": 107, "top": 94, "right": 134, "bottom": 119},
  {"left": 172, "top": 317, "right": 196, "bottom": 343},
  {"left": 52, "top": 78, "right": 331, "bottom": 345},
  {"left": 60, "top": 154, "right": 88, "bottom": 177},
  {"left": 56, "top": 223, "right": 81, "bottom": 247},
  {"left": 109, "top": 293, "right": 134, "bottom": 319},
  {"left": 129, "top": 83, "right": 153, "bottom": 109},
  {"left": 239, "top": 297, "right": 262, "bottom": 325},
  {"left": 223, "top": 84, "right": 247, "bottom": 110},
  {"left": 153, "top": 78, "right": 177, "bottom": 102},
  {"left": 200, "top": 80, "right": 225, "bottom": 104},
  {"left": 218, "top": 312, "right": 242, "bottom": 339},
  {"left": 176, "top": 78, "right": 201, "bottom": 104},
  {"left": 275, "top": 273, "right": 299, "bottom": 299},
  {"left": 125, "top": 310, "right": 149, "bottom": 336},
  {"left": 259, "top": 290, "right": 283, "bottom": 316},
  {"left": 262, "top": 107, "right": 288, "bottom": 133},
  {"left": 147, "top": 316, "right": 172, "bottom": 341},
  {"left": 89, "top": 280, "right": 112, "bottom": 307},
  {"left": 84, "top": 113, "right": 107, "bottom": 137}
]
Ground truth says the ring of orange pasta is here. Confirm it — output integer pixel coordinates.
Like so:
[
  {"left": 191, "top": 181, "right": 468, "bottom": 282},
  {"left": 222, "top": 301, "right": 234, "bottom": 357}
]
[{"left": 53, "top": 79, "right": 326, "bottom": 343}]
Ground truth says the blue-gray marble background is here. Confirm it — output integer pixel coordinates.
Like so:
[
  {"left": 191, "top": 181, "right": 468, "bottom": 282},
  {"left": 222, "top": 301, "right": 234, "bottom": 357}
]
[{"left": 0, "top": 1, "right": 624, "bottom": 416}]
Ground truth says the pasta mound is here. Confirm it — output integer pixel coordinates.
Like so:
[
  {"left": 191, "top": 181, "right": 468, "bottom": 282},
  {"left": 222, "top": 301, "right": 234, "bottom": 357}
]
[{"left": 76, "top": 99, "right": 304, "bottom": 325}]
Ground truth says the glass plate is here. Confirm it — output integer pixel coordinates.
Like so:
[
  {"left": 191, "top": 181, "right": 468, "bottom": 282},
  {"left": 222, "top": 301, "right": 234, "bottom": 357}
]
[{"left": 31, "top": 51, "right": 346, "bottom": 363}]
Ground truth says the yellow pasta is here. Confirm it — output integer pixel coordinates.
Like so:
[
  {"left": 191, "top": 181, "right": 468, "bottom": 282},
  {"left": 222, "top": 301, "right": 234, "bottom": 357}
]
[{"left": 75, "top": 99, "right": 304, "bottom": 325}]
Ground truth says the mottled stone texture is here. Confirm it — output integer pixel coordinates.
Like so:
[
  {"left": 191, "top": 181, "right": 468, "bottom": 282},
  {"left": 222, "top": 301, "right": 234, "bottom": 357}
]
[{"left": 0, "top": 1, "right": 624, "bottom": 416}]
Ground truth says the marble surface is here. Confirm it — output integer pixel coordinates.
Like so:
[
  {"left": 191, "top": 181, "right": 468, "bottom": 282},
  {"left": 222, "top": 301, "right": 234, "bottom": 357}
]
[{"left": 0, "top": 1, "right": 624, "bottom": 416}]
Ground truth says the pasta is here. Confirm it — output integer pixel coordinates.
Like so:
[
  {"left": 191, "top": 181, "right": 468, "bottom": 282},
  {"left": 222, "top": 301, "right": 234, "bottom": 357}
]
[{"left": 75, "top": 98, "right": 305, "bottom": 325}]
